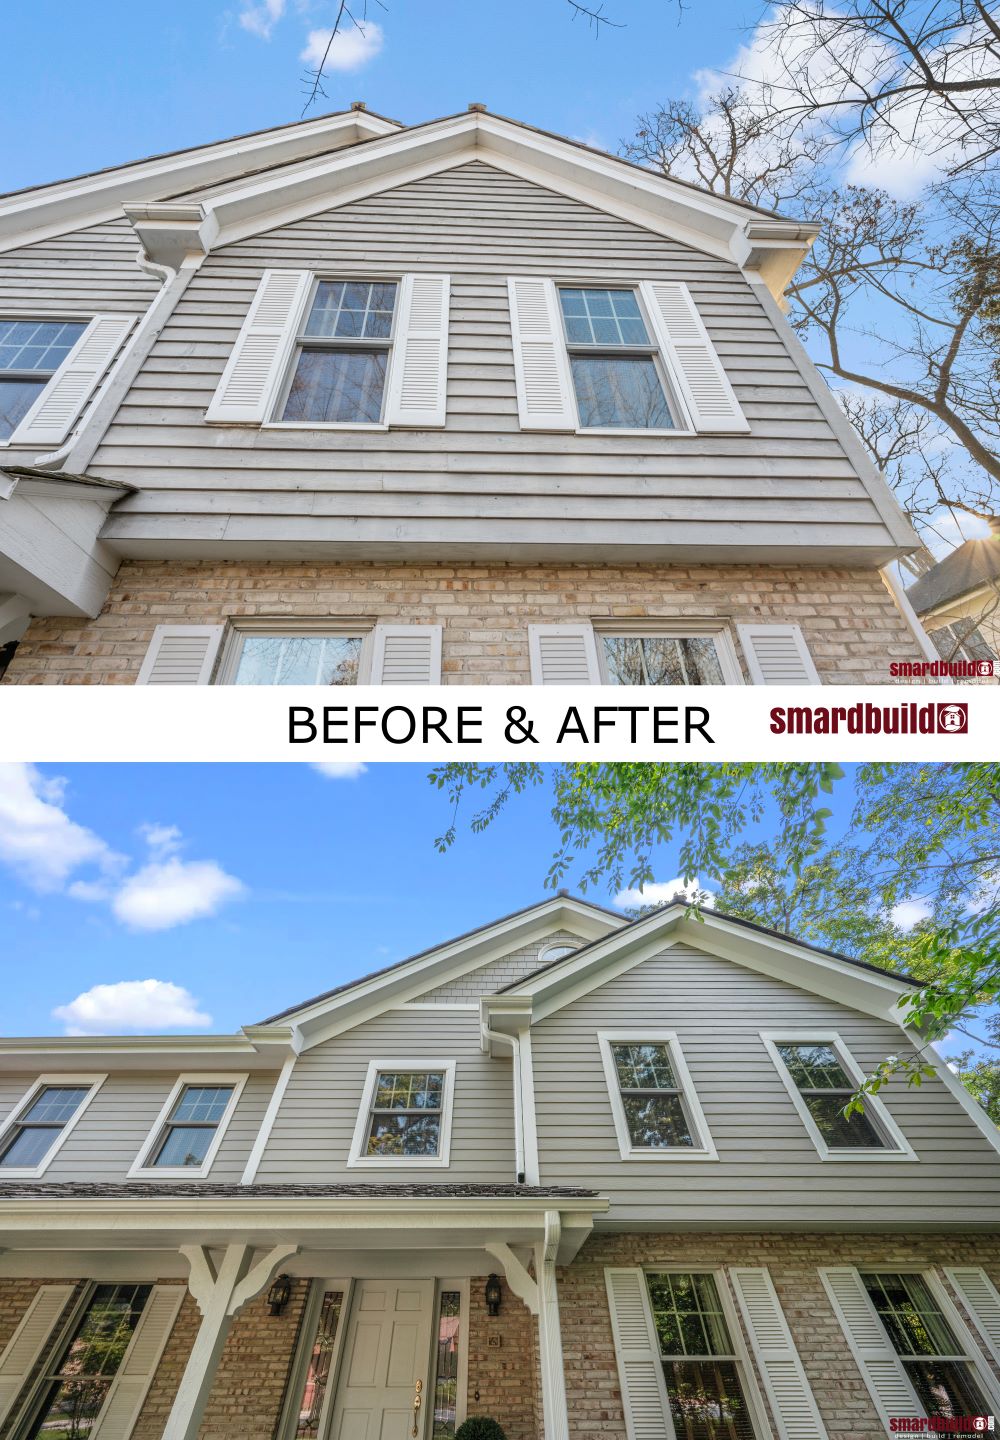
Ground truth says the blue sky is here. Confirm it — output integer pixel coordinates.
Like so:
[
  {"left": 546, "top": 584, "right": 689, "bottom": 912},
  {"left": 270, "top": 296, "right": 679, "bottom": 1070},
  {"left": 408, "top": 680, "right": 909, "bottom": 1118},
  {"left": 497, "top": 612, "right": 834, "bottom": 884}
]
[
  {"left": 3, "top": 0, "right": 762, "bottom": 193},
  {"left": 0, "top": 761, "right": 864, "bottom": 1037}
]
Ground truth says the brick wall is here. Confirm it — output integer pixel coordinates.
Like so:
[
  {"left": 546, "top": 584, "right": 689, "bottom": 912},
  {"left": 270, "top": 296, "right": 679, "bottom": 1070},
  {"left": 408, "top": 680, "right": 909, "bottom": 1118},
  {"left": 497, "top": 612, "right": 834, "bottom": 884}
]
[
  {"left": 465, "top": 1274, "right": 540, "bottom": 1440},
  {"left": 3, "top": 559, "right": 925, "bottom": 685},
  {"left": 559, "top": 1232, "right": 1000, "bottom": 1440}
]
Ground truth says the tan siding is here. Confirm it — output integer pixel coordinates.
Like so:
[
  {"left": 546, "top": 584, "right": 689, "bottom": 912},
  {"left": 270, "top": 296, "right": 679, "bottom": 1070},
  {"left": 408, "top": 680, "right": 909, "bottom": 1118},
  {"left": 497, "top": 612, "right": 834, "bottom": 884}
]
[
  {"left": 531, "top": 946, "right": 1000, "bottom": 1225},
  {"left": 414, "top": 931, "right": 583, "bottom": 1003},
  {"left": 90, "top": 162, "right": 895, "bottom": 554},
  {"left": 255, "top": 1009, "right": 515, "bottom": 1182}
]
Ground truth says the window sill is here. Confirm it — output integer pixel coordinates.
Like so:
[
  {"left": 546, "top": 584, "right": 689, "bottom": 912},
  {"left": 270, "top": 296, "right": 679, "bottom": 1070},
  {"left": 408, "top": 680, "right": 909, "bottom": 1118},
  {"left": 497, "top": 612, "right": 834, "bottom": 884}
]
[
  {"left": 260, "top": 421, "right": 389, "bottom": 432},
  {"left": 811, "top": 1149, "right": 919, "bottom": 1162},
  {"left": 0, "top": 1164, "right": 53, "bottom": 1179},
  {"left": 576, "top": 427, "right": 696, "bottom": 437},
  {"left": 345, "top": 1155, "right": 450, "bottom": 1169},
  {"left": 616, "top": 1148, "right": 719, "bottom": 1162},
  {"left": 127, "top": 1165, "right": 217, "bottom": 1179}
]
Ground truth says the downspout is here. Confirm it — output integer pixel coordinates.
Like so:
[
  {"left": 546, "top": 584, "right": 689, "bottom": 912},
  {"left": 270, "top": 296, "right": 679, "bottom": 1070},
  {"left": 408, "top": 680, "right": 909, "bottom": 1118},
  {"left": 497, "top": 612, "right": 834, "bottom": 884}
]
[
  {"left": 33, "top": 249, "right": 199, "bottom": 474},
  {"left": 481, "top": 1020, "right": 526, "bottom": 1184}
]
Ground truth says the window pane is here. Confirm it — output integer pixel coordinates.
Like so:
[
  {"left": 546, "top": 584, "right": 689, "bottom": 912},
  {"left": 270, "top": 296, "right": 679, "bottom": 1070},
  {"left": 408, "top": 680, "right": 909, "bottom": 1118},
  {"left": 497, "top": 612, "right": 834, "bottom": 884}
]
[
  {"left": 0, "top": 377, "right": 45, "bottom": 440},
  {"left": 804, "top": 1094, "right": 885, "bottom": 1149},
  {"left": 647, "top": 1273, "right": 733, "bottom": 1359},
  {"left": 0, "top": 1127, "right": 59, "bottom": 1168},
  {"left": 373, "top": 1072, "right": 443, "bottom": 1110},
  {"left": 366, "top": 1113, "right": 441, "bottom": 1157},
  {"left": 432, "top": 1290, "right": 461, "bottom": 1440},
  {"left": 233, "top": 635, "right": 362, "bottom": 686},
  {"left": 304, "top": 281, "right": 396, "bottom": 341},
  {"left": 622, "top": 1094, "right": 693, "bottom": 1148},
  {"left": 602, "top": 636, "right": 646, "bottom": 685},
  {"left": 777, "top": 1043, "right": 852, "bottom": 1090},
  {"left": 602, "top": 636, "right": 725, "bottom": 687},
  {"left": 21, "top": 1088, "right": 90, "bottom": 1125},
  {"left": 571, "top": 355, "right": 673, "bottom": 429},
  {"left": 680, "top": 638, "right": 726, "bottom": 685},
  {"left": 613, "top": 1043, "right": 678, "bottom": 1091},
  {"left": 282, "top": 348, "right": 388, "bottom": 424},
  {"left": 862, "top": 1275, "right": 963, "bottom": 1358},
  {"left": 0, "top": 320, "right": 86, "bottom": 373},
  {"left": 663, "top": 1360, "right": 756, "bottom": 1440},
  {"left": 171, "top": 1086, "right": 232, "bottom": 1124},
  {"left": 559, "top": 287, "right": 650, "bottom": 347},
  {"left": 154, "top": 1125, "right": 214, "bottom": 1167},
  {"left": 293, "top": 1290, "right": 344, "bottom": 1440},
  {"left": 904, "top": 1360, "right": 991, "bottom": 1420}
]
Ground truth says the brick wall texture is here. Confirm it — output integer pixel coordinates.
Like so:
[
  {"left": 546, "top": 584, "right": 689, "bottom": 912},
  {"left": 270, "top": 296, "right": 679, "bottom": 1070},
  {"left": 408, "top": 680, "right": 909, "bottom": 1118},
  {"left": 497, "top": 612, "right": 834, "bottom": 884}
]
[
  {"left": 4, "top": 1234, "right": 999, "bottom": 1440},
  {"left": 3, "top": 558, "right": 926, "bottom": 685}
]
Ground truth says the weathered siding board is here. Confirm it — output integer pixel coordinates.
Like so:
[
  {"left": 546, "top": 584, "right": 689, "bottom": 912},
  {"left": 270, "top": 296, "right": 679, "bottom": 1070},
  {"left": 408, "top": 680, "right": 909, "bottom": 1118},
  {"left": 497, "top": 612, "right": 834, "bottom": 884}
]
[
  {"left": 0, "top": 1072, "right": 276, "bottom": 1183},
  {"left": 530, "top": 946, "right": 1000, "bottom": 1225},
  {"left": 0, "top": 219, "right": 158, "bottom": 315},
  {"left": 89, "top": 162, "right": 896, "bottom": 553},
  {"left": 414, "top": 931, "right": 583, "bottom": 1004},
  {"left": 255, "top": 1009, "right": 515, "bottom": 1182}
]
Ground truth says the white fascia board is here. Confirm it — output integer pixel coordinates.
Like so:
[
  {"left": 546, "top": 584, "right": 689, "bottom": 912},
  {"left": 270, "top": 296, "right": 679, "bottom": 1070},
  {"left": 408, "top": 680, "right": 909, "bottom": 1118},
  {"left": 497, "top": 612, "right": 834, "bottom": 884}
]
[
  {"left": 0, "top": 110, "right": 399, "bottom": 254},
  {"left": 192, "top": 112, "right": 814, "bottom": 292},
  {"left": 493, "top": 905, "right": 915, "bottom": 1027},
  {"left": 290, "top": 898, "right": 623, "bottom": 1047},
  {"left": 0, "top": 1031, "right": 297, "bottom": 1073}
]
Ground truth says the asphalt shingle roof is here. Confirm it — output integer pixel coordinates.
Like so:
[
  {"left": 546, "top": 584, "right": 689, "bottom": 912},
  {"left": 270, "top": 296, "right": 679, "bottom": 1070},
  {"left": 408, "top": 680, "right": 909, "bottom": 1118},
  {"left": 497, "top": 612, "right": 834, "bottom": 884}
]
[
  {"left": 0, "top": 1182, "right": 598, "bottom": 1200},
  {"left": 907, "top": 537, "right": 1000, "bottom": 616}
]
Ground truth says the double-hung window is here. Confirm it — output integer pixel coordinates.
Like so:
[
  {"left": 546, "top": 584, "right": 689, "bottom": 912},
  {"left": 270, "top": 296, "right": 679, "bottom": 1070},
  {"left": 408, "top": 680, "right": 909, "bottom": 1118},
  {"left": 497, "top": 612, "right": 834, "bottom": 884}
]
[
  {"left": 223, "top": 627, "right": 368, "bottom": 685},
  {"left": 599, "top": 1033, "right": 716, "bottom": 1158},
  {"left": 129, "top": 1074, "right": 246, "bottom": 1176},
  {"left": 597, "top": 627, "right": 742, "bottom": 685},
  {"left": 861, "top": 1272, "right": 994, "bottom": 1421},
  {"left": 0, "top": 320, "right": 87, "bottom": 441},
  {"left": 349, "top": 1061, "right": 455, "bottom": 1166},
  {"left": 763, "top": 1033, "right": 914, "bottom": 1158},
  {"left": 558, "top": 287, "right": 678, "bottom": 430},
  {"left": 279, "top": 280, "right": 397, "bottom": 425},
  {"left": 646, "top": 1272, "right": 757, "bottom": 1440},
  {"left": 0, "top": 1077, "right": 103, "bottom": 1176}
]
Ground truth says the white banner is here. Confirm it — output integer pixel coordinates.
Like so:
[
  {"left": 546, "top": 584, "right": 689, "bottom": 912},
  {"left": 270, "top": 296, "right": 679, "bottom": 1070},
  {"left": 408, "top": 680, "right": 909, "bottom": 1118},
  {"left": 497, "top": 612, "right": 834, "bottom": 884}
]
[{"left": 0, "top": 686, "right": 993, "bottom": 761}]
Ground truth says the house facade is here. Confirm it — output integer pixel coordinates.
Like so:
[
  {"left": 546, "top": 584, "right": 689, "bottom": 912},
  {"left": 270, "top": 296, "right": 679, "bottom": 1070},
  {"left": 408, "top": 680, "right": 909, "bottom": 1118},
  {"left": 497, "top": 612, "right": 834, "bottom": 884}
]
[
  {"left": 1, "top": 895, "right": 999, "bottom": 1440},
  {"left": 0, "top": 106, "right": 937, "bottom": 687}
]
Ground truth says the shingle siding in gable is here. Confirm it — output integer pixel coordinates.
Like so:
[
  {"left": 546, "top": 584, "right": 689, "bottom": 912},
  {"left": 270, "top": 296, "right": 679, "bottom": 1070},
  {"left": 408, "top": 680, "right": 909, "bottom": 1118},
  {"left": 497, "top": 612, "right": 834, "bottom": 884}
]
[
  {"left": 530, "top": 944, "right": 1000, "bottom": 1225},
  {"left": 415, "top": 931, "right": 584, "bottom": 1003},
  {"left": 88, "top": 161, "right": 896, "bottom": 556}
]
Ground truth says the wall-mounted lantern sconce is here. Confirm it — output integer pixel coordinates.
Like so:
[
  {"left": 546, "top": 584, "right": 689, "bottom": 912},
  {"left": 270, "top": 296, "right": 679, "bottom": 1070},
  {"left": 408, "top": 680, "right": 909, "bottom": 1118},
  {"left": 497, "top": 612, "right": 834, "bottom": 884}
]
[
  {"left": 267, "top": 1274, "right": 292, "bottom": 1316},
  {"left": 485, "top": 1273, "right": 502, "bottom": 1317}
]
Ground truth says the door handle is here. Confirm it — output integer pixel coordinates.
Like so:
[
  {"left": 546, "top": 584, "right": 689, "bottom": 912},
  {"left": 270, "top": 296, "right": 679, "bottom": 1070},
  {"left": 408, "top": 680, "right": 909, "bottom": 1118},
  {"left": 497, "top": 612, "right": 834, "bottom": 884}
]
[{"left": 411, "top": 1378, "right": 423, "bottom": 1438}]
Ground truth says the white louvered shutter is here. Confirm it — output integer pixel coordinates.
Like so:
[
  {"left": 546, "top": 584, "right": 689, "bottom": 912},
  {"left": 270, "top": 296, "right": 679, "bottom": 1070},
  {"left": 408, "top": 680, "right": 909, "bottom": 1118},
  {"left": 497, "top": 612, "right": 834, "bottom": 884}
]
[
  {"left": 91, "top": 1286, "right": 183, "bottom": 1440},
  {"left": 0, "top": 1285, "right": 74, "bottom": 1425},
  {"left": 639, "top": 281, "right": 749, "bottom": 434},
  {"left": 136, "top": 625, "right": 225, "bottom": 685},
  {"left": 604, "top": 1270, "right": 674, "bottom": 1440},
  {"left": 206, "top": 269, "right": 311, "bottom": 423},
  {"left": 507, "top": 277, "right": 576, "bottom": 431},
  {"left": 729, "top": 1268, "right": 827, "bottom": 1440},
  {"left": 737, "top": 624, "right": 821, "bottom": 685},
  {"left": 945, "top": 1268, "right": 1000, "bottom": 1364},
  {"left": 528, "top": 624, "right": 601, "bottom": 685},
  {"left": 10, "top": 315, "right": 136, "bottom": 447},
  {"left": 820, "top": 1268, "right": 920, "bottom": 1425},
  {"left": 370, "top": 624, "right": 442, "bottom": 684},
  {"left": 384, "top": 273, "right": 450, "bottom": 427}
]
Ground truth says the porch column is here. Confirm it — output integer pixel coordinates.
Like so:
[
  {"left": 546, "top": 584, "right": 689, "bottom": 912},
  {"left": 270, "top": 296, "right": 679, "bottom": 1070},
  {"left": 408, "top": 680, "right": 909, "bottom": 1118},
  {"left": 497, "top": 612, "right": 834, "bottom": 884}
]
[
  {"left": 162, "top": 1241, "right": 298, "bottom": 1440},
  {"left": 534, "top": 1213, "right": 569, "bottom": 1440}
]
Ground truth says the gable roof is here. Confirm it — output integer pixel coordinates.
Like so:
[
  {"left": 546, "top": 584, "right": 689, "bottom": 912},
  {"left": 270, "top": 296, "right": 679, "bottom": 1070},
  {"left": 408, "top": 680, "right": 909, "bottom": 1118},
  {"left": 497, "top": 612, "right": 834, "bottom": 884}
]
[
  {"left": 907, "top": 536, "right": 1000, "bottom": 616},
  {"left": 0, "top": 107, "right": 821, "bottom": 296}
]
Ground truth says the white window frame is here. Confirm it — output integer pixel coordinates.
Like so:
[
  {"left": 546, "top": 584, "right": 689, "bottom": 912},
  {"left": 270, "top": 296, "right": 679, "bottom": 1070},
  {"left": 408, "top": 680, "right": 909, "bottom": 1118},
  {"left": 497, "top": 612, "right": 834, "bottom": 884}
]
[
  {"left": 347, "top": 1059, "right": 456, "bottom": 1169},
  {"left": 639, "top": 1264, "right": 771, "bottom": 1440},
  {"left": 0, "top": 313, "right": 91, "bottom": 448},
  {"left": 0, "top": 1074, "right": 106, "bottom": 1179},
  {"left": 554, "top": 282, "right": 696, "bottom": 437},
  {"left": 598, "top": 1031, "right": 717, "bottom": 1161},
  {"left": 128, "top": 1073, "right": 248, "bottom": 1179},
  {"left": 263, "top": 275, "right": 399, "bottom": 432},
  {"left": 761, "top": 1031, "right": 917, "bottom": 1161},
  {"left": 593, "top": 618, "right": 745, "bottom": 686},
  {"left": 433, "top": 1278, "right": 470, "bottom": 1436},
  {"left": 537, "top": 942, "right": 579, "bottom": 966},
  {"left": 214, "top": 617, "right": 376, "bottom": 685}
]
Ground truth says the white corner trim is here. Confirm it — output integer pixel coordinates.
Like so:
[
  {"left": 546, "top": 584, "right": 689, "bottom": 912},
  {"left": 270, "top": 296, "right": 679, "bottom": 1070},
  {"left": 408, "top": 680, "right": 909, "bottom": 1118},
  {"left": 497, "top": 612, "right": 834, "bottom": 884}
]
[
  {"left": 346, "top": 1058, "right": 456, "bottom": 1169},
  {"left": 0, "top": 1074, "right": 106, "bottom": 1178},
  {"left": 597, "top": 1031, "right": 717, "bottom": 1161},
  {"left": 760, "top": 1031, "right": 917, "bottom": 1161},
  {"left": 128, "top": 1072, "right": 248, "bottom": 1179},
  {"left": 240, "top": 1055, "right": 296, "bottom": 1185}
]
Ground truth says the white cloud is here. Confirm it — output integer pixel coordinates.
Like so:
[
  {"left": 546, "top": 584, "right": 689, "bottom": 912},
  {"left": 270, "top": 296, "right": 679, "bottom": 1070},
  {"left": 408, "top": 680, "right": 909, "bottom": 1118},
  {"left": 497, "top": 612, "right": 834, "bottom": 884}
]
[
  {"left": 53, "top": 979, "right": 212, "bottom": 1035},
  {"left": 891, "top": 896, "right": 933, "bottom": 930},
  {"left": 239, "top": 0, "right": 285, "bottom": 39},
  {"left": 921, "top": 507, "right": 992, "bottom": 560},
  {"left": 614, "top": 877, "right": 716, "bottom": 910},
  {"left": 0, "top": 764, "right": 121, "bottom": 891},
  {"left": 300, "top": 19, "right": 383, "bottom": 73},
  {"left": 112, "top": 856, "right": 245, "bottom": 931},
  {"left": 312, "top": 762, "right": 368, "bottom": 780}
]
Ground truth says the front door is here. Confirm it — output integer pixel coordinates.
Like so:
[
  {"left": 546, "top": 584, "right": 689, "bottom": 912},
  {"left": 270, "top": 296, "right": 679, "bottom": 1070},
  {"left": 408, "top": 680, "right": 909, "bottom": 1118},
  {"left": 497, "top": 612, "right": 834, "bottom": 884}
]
[{"left": 329, "top": 1280, "right": 436, "bottom": 1440}]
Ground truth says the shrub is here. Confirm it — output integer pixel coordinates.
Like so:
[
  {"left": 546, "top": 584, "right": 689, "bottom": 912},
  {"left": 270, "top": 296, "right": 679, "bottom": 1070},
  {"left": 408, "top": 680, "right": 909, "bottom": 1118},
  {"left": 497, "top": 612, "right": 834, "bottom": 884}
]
[{"left": 455, "top": 1419, "right": 507, "bottom": 1440}]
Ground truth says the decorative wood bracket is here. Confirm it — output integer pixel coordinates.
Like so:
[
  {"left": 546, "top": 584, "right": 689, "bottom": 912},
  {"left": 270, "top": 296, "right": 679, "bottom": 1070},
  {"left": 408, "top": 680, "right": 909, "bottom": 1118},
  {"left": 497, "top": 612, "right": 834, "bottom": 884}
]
[
  {"left": 485, "top": 1241, "right": 539, "bottom": 1315},
  {"left": 180, "top": 1242, "right": 299, "bottom": 1319}
]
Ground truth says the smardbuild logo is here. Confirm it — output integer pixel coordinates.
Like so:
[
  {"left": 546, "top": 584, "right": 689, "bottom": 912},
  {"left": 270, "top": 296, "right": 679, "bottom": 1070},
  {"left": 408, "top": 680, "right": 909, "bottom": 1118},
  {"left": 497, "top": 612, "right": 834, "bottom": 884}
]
[
  {"left": 888, "top": 1418, "right": 994, "bottom": 1433},
  {"left": 769, "top": 701, "right": 969, "bottom": 736}
]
